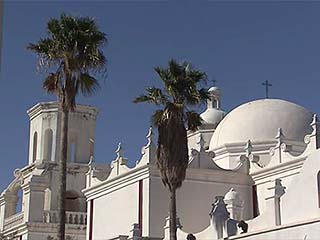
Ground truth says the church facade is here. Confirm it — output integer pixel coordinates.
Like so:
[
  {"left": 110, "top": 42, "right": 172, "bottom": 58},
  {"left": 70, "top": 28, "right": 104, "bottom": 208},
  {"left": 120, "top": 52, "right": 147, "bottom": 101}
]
[{"left": 1, "top": 87, "right": 320, "bottom": 240}]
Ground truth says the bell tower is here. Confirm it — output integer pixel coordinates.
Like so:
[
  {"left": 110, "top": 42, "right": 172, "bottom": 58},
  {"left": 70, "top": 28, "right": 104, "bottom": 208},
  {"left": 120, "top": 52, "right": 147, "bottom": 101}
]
[{"left": 27, "top": 102, "right": 98, "bottom": 165}]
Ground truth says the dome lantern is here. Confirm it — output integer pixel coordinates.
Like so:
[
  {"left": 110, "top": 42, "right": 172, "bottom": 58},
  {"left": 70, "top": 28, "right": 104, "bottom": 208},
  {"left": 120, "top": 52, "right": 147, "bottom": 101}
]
[{"left": 200, "top": 86, "right": 225, "bottom": 128}]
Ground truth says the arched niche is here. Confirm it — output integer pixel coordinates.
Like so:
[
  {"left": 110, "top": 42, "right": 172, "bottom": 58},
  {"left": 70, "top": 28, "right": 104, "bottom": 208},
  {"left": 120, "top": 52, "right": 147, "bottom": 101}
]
[
  {"left": 32, "top": 132, "right": 38, "bottom": 162},
  {"left": 43, "top": 188, "right": 52, "bottom": 211},
  {"left": 68, "top": 134, "right": 77, "bottom": 162},
  {"left": 43, "top": 129, "right": 53, "bottom": 161}
]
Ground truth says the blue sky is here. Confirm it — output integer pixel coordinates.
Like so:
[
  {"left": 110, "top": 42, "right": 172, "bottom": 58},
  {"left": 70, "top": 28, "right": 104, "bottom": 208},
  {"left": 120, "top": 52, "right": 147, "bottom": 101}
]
[{"left": 1, "top": 1, "right": 320, "bottom": 191}]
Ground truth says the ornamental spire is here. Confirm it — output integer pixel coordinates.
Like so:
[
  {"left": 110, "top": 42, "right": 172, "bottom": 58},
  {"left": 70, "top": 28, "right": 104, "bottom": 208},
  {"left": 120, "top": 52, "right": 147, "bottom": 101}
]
[
  {"left": 145, "top": 126, "right": 153, "bottom": 148},
  {"left": 276, "top": 128, "right": 284, "bottom": 146},
  {"left": 115, "top": 142, "right": 123, "bottom": 159},
  {"left": 196, "top": 133, "right": 205, "bottom": 151},
  {"left": 244, "top": 140, "right": 253, "bottom": 157},
  {"left": 311, "top": 114, "right": 318, "bottom": 134}
]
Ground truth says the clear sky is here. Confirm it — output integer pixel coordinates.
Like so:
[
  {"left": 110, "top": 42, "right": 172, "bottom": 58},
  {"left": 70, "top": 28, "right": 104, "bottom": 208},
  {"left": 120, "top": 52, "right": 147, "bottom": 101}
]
[{"left": 1, "top": 1, "right": 320, "bottom": 191}]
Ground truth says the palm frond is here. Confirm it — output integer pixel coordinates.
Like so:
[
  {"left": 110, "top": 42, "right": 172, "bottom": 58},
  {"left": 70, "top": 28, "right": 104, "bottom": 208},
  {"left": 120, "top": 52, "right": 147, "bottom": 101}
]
[
  {"left": 77, "top": 73, "right": 100, "bottom": 97},
  {"left": 28, "top": 13, "right": 107, "bottom": 111},
  {"left": 186, "top": 111, "right": 202, "bottom": 131},
  {"left": 133, "top": 87, "right": 168, "bottom": 105},
  {"left": 43, "top": 72, "right": 60, "bottom": 94},
  {"left": 154, "top": 66, "right": 169, "bottom": 82},
  {"left": 151, "top": 109, "right": 164, "bottom": 126},
  {"left": 198, "top": 87, "right": 210, "bottom": 103}
]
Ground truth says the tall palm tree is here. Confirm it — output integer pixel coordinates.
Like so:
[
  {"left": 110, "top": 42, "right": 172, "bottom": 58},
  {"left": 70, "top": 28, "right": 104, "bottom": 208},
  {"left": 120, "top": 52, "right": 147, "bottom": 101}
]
[
  {"left": 27, "top": 14, "right": 107, "bottom": 240},
  {"left": 134, "top": 59, "right": 208, "bottom": 240}
]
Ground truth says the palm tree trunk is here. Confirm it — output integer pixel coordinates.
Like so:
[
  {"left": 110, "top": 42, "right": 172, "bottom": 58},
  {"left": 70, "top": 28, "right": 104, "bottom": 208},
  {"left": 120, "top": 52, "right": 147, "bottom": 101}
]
[
  {"left": 57, "top": 103, "right": 68, "bottom": 240},
  {"left": 169, "top": 187, "right": 177, "bottom": 240}
]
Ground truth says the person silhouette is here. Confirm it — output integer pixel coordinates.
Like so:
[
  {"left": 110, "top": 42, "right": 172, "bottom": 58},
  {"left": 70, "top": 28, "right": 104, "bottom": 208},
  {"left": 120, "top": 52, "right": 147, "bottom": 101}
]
[{"left": 186, "top": 233, "right": 196, "bottom": 240}]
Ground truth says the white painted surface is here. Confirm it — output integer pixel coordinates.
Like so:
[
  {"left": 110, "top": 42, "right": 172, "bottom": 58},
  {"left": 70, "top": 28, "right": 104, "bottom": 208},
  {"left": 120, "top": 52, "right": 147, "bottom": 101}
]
[
  {"left": 0, "top": 102, "right": 97, "bottom": 240},
  {"left": 210, "top": 99, "right": 313, "bottom": 150}
]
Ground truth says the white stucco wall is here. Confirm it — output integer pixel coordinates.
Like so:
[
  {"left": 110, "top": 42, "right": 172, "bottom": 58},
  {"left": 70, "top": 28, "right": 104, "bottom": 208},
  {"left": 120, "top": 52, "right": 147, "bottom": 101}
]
[
  {"left": 148, "top": 176, "right": 169, "bottom": 238},
  {"left": 281, "top": 149, "right": 320, "bottom": 224},
  {"left": 177, "top": 178, "right": 252, "bottom": 232},
  {"left": 230, "top": 219, "right": 320, "bottom": 240},
  {"left": 85, "top": 163, "right": 253, "bottom": 239},
  {"left": 187, "top": 129, "right": 214, "bottom": 152},
  {"left": 46, "top": 164, "right": 88, "bottom": 212},
  {"left": 28, "top": 109, "right": 59, "bottom": 165},
  {"left": 253, "top": 168, "right": 300, "bottom": 216},
  {"left": 27, "top": 103, "right": 98, "bottom": 166},
  {"left": 92, "top": 181, "right": 139, "bottom": 240}
]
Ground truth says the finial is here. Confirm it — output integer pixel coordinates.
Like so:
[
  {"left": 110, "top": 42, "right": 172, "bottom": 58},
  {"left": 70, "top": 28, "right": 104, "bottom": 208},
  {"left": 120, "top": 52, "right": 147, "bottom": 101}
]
[
  {"left": 276, "top": 128, "right": 284, "bottom": 145},
  {"left": 211, "top": 78, "right": 217, "bottom": 87},
  {"left": 244, "top": 140, "right": 252, "bottom": 157},
  {"left": 311, "top": 114, "right": 318, "bottom": 133},
  {"left": 312, "top": 114, "right": 317, "bottom": 125},
  {"left": 196, "top": 133, "right": 205, "bottom": 151},
  {"left": 115, "top": 142, "right": 123, "bottom": 159},
  {"left": 145, "top": 126, "right": 153, "bottom": 148},
  {"left": 88, "top": 156, "right": 94, "bottom": 166},
  {"left": 87, "top": 156, "right": 97, "bottom": 175}
]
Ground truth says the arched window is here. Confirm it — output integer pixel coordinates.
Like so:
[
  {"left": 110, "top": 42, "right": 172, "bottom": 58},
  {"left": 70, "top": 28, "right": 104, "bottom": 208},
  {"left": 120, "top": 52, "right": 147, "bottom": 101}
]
[
  {"left": 32, "top": 132, "right": 38, "bottom": 162},
  {"left": 44, "top": 129, "right": 53, "bottom": 161},
  {"left": 5, "top": 184, "right": 23, "bottom": 217}
]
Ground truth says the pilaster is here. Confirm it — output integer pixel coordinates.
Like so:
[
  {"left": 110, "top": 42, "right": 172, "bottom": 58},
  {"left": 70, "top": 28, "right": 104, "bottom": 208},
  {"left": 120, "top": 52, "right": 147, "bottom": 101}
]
[{"left": 21, "top": 176, "right": 49, "bottom": 223}]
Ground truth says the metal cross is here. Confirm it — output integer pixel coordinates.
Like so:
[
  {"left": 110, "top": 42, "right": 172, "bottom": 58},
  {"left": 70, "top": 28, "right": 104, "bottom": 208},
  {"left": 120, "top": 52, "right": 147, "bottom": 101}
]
[
  {"left": 211, "top": 79, "right": 217, "bottom": 86},
  {"left": 262, "top": 80, "right": 272, "bottom": 98}
]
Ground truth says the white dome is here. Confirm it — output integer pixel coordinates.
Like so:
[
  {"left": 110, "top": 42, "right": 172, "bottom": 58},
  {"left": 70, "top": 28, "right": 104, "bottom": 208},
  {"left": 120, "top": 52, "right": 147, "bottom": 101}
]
[
  {"left": 208, "top": 86, "right": 221, "bottom": 96},
  {"left": 200, "top": 108, "right": 225, "bottom": 126},
  {"left": 209, "top": 99, "right": 313, "bottom": 150}
]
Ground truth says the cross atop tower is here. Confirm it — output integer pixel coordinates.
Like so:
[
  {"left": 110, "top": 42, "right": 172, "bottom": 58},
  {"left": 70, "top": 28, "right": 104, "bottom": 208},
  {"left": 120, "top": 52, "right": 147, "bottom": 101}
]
[
  {"left": 262, "top": 80, "right": 272, "bottom": 98},
  {"left": 211, "top": 78, "right": 217, "bottom": 86}
]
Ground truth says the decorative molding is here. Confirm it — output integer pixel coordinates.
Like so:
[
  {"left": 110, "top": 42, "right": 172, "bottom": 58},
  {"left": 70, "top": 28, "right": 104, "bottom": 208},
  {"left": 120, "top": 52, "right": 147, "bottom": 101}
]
[{"left": 136, "top": 127, "right": 156, "bottom": 166}]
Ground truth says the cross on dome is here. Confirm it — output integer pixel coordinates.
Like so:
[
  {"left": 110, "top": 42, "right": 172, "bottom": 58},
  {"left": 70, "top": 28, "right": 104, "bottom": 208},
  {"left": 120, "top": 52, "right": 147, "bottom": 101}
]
[{"left": 262, "top": 80, "right": 272, "bottom": 98}]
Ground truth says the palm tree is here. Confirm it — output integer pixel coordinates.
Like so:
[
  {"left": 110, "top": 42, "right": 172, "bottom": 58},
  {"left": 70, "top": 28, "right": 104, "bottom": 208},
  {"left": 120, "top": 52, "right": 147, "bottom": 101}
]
[
  {"left": 134, "top": 59, "right": 208, "bottom": 240},
  {"left": 27, "top": 14, "right": 107, "bottom": 240}
]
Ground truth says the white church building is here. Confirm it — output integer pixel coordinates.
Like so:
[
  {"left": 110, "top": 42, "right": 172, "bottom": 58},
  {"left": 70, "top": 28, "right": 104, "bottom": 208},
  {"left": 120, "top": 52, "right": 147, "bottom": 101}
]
[{"left": 1, "top": 86, "right": 320, "bottom": 240}]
